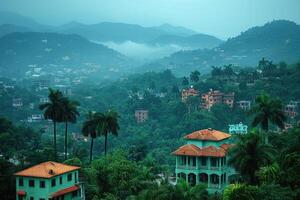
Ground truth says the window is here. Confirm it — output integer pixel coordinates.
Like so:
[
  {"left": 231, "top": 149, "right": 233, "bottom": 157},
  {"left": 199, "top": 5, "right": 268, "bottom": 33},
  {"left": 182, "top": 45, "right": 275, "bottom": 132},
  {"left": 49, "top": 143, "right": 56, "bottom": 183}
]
[
  {"left": 59, "top": 177, "right": 62, "bottom": 184},
  {"left": 19, "top": 178, "right": 24, "bottom": 186},
  {"left": 40, "top": 180, "right": 45, "bottom": 188},
  {"left": 30, "top": 197, "right": 34, "bottom": 200},
  {"left": 75, "top": 172, "right": 77, "bottom": 183},
  {"left": 29, "top": 180, "right": 35, "bottom": 187},
  {"left": 201, "top": 157, "right": 207, "bottom": 166},
  {"left": 39, "top": 199, "right": 45, "bottom": 200},
  {"left": 51, "top": 179, "right": 56, "bottom": 187},
  {"left": 67, "top": 173, "right": 72, "bottom": 181},
  {"left": 18, "top": 195, "right": 24, "bottom": 200},
  {"left": 72, "top": 190, "right": 78, "bottom": 197}
]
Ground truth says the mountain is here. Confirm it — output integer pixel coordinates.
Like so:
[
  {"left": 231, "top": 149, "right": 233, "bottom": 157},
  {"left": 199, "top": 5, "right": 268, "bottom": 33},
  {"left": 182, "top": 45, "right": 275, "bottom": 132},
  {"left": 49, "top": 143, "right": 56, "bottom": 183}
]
[
  {"left": 152, "top": 23, "right": 197, "bottom": 36},
  {"left": 59, "top": 22, "right": 166, "bottom": 43},
  {"left": 150, "top": 33, "right": 223, "bottom": 49},
  {"left": 141, "top": 20, "right": 300, "bottom": 76},
  {"left": 0, "top": 24, "right": 31, "bottom": 37},
  {"left": 0, "top": 11, "right": 49, "bottom": 31},
  {"left": 0, "top": 32, "right": 132, "bottom": 78}
]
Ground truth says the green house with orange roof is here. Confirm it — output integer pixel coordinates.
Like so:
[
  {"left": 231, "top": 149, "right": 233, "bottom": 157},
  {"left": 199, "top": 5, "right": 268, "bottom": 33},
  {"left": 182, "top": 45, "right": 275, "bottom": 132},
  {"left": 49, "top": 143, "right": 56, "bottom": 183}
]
[
  {"left": 172, "top": 128, "right": 235, "bottom": 193},
  {"left": 14, "top": 161, "right": 82, "bottom": 200}
]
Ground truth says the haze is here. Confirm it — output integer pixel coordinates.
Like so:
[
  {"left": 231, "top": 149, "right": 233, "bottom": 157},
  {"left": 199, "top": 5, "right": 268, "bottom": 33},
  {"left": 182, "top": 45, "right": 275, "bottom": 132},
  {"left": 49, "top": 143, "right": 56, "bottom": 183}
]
[{"left": 1, "top": 0, "right": 300, "bottom": 39}]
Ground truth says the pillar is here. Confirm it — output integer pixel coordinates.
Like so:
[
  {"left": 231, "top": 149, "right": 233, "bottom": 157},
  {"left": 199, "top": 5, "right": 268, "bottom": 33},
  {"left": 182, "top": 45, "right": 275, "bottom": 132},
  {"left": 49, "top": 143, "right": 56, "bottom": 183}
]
[{"left": 208, "top": 174, "right": 211, "bottom": 188}]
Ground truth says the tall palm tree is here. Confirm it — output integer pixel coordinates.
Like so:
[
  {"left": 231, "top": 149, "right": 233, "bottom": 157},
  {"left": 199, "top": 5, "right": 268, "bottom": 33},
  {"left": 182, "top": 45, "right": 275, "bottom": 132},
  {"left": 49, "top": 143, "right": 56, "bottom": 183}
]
[
  {"left": 228, "top": 130, "right": 275, "bottom": 185},
  {"left": 39, "top": 88, "right": 64, "bottom": 160},
  {"left": 82, "top": 111, "right": 103, "bottom": 163},
  {"left": 249, "top": 93, "right": 286, "bottom": 143},
  {"left": 100, "top": 110, "right": 120, "bottom": 156},
  {"left": 62, "top": 98, "right": 80, "bottom": 160}
]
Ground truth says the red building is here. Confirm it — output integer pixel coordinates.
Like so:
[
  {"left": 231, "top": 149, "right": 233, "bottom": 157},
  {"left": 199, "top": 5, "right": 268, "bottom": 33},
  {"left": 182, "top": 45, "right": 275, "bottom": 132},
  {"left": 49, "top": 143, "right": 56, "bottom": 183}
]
[
  {"left": 201, "top": 90, "right": 234, "bottom": 110},
  {"left": 181, "top": 88, "right": 199, "bottom": 102}
]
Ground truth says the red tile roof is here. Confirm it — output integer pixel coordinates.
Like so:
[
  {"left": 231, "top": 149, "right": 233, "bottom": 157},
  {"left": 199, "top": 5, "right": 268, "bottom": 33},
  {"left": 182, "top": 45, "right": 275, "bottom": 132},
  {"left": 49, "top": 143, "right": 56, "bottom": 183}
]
[
  {"left": 172, "top": 144, "right": 230, "bottom": 157},
  {"left": 184, "top": 129, "right": 231, "bottom": 141},
  {"left": 17, "top": 190, "right": 26, "bottom": 196},
  {"left": 51, "top": 185, "right": 80, "bottom": 198},
  {"left": 14, "top": 161, "right": 80, "bottom": 178}
]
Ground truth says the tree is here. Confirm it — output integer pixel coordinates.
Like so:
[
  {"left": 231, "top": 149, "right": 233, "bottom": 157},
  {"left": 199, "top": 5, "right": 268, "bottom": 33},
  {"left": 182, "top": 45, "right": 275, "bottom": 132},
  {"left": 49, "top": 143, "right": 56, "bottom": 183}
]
[
  {"left": 39, "top": 88, "right": 64, "bottom": 160},
  {"left": 182, "top": 77, "right": 189, "bottom": 87},
  {"left": 228, "top": 131, "right": 275, "bottom": 184},
  {"left": 61, "top": 98, "right": 80, "bottom": 160},
  {"left": 249, "top": 93, "right": 286, "bottom": 143},
  {"left": 223, "top": 184, "right": 260, "bottom": 200},
  {"left": 82, "top": 111, "right": 102, "bottom": 163},
  {"left": 99, "top": 110, "right": 120, "bottom": 156},
  {"left": 190, "top": 70, "right": 201, "bottom": 83}
]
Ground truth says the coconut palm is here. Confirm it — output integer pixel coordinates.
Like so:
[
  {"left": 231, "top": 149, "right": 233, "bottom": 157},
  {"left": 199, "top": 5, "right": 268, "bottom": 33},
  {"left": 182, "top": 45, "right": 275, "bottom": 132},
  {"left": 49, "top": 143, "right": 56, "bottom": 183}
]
[
  {"left": 61, "top": 98, "right": 80, "bottom": 160},
  {"left": 249, "top": 93, "right": 286, "bottom": 143},
  {"left": 99, "top": 110, "right": 120, "bottom": 156},
  {"left": 228, "top": 130, "right": 275, "bottom": 185},
  {"left": 39, "top": 88, "right": 64, "bottom": 160},
  {"left": 82, "top": 111, "right": 103, "bottom": 163}
]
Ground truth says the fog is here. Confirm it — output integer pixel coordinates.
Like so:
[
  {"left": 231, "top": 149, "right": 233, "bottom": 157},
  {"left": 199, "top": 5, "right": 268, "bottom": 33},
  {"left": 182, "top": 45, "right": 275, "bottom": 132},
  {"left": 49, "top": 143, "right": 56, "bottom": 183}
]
[{"left": 98, "top": 41, "right": 188, "bottom": 61}]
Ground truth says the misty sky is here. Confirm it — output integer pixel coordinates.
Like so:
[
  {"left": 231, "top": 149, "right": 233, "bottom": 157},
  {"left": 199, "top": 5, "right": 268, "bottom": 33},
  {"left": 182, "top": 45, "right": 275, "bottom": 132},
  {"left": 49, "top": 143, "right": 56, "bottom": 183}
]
[{"left": 1, "top": 0, "right": 300, "bottom": 38}]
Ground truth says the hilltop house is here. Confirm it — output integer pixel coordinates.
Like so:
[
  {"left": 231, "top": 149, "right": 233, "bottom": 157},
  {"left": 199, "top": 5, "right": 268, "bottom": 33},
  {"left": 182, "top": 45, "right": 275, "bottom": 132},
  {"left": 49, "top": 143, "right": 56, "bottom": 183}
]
[
  {"left": 236, "top": 100, "right": 251, "bottom": 110},
  {"left": 181, "top": 87, "right": 199, "bottom": 102},
  {"left": 172, "top": 128, "right": 235, "bottom": 193},
  {"left": 201, "top": 90, "right": 235, "bottom": 110},
  {"left": 12, "top": 98, "right": 23, "bottom": 108},
  {"left": 284, "top": 101, "right": 299, "bottom": 118},
  {"left": 135, "top": 110, "right": 149, "bottom": 123},
  {"left": 14, "top": 161, "right": 82, "bottom": 200},
  {"left": 228, "top": 122, "right": 248, "bottom": 134}
]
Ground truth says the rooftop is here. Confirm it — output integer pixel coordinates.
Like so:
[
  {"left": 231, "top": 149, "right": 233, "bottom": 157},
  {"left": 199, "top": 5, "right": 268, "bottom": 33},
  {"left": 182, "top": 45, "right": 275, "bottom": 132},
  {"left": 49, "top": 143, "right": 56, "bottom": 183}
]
[
  {"left": 14, "top": 161, "right": 80, "bottom": 178},
  {"left": 172, "top": 144, "right": 231, "bottom": 157},
  {"left": 184, "top": 128, "right": 231, "bottom": 141}
]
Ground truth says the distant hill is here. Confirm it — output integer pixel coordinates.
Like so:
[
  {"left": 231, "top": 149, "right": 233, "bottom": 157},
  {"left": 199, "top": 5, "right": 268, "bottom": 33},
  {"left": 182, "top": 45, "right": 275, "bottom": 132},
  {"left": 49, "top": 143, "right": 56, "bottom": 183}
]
[
  {"left": 0, "top": 32, "right": 132, "bottom": 78},
  {"left": 59, "top": 22, "right": 167, "bottom": 43},
  {"left": 150, "top": 33, "right": 223, "bottom": 49},
  {"left": 152, "top": 23, "right": 197, "bottom": 36},
  {"left": 0, "top": 11, "right": 49, "bottom": 31},
  {"left": 0, "top": 24, "right": 31, "bottom": 37},
  {"left": 141, "top": 20, "right": 300, "bottom": 75}
]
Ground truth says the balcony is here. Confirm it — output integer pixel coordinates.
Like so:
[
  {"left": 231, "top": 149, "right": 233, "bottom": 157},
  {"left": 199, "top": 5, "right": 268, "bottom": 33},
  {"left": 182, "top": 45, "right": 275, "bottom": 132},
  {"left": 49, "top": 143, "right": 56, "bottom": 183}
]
[{"left": 176, "top": 165, "right": 227, "bottom": 171}]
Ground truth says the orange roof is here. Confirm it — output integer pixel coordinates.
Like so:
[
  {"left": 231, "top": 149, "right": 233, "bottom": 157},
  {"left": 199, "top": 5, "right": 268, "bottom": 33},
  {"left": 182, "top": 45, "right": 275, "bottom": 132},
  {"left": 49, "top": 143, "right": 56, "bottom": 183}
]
[
  {"left": 51, "top": 185, "right": 80, "bottom": 198},
  {"left": 184, "top": 128, "right": 231, "bottom": 141},
  {"left": 14, "top": 161, "right": 80, "bottom": 178},
  {"left": 172, "top": 144, "right": 228, "bottom": 157}
]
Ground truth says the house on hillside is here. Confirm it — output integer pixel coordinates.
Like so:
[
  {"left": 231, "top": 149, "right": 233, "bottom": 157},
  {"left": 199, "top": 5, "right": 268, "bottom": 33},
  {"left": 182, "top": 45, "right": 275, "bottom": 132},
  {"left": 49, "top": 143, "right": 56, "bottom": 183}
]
[
  {"left": 172, "top": 128, "right": 235, "bottom": 193},
  {"left": 228, "top": 122, "right": 248, "bottom": 134},
  {"left": 181, "top": 87, "right": 199, "bottom": 102},
  {"left": 135, "top": 110, "right": 149, "bottom": 123},
  {"left": 284, "top": 101, "right": 299, "bottom": 118},
  {"left": 14, "top": 161, "right": 83, "bottom": 200},
  {"left": 201, "top": 89, "right": 235, "bottom": 110},
  {"left": 236, "top": 100, "right": 251, "bottom": 110},
  {"left": 12, "top": 98, "right": 23, "bottom": 108}
]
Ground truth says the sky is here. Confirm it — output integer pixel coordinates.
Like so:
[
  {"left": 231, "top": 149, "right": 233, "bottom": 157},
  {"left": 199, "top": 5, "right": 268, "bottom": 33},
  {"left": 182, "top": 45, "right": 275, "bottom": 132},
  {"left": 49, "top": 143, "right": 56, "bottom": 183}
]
[{"left": 1, "top": 0, "right": 300, "bottom": 38}]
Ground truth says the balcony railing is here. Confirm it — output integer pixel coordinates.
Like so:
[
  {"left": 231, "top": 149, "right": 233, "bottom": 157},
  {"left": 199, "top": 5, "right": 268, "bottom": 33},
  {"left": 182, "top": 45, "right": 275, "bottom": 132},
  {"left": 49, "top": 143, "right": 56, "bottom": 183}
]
[{"left": 177, "top": 165, "right": 227, "bottom": 171}]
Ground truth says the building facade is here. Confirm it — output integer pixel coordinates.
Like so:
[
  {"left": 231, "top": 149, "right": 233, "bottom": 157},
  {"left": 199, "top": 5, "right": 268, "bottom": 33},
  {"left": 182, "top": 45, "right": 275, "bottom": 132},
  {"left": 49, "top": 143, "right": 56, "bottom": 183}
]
[
  {"left": 172, "top": 128, "right": 234, "bottom": 193},
  {"left": 228, "top": 122, "right": 248, "bottom": 134},
  {"left": 236, "top": 100, "right": 251, "bottom": 110},
  {"left": 135, "top": 110, "right": 149, "bottom": 123},
  {"left": 284, "top": 101, "right": 299, "bottom": 119},
  {"left": 181, "top": 88, "right": 199, "bottom": 102},
  {"left": 201, "top": 90, "right": 235, "bottom": 110},
  {"left": 15, "top": 161, "right": 82, "bottom": 200}
]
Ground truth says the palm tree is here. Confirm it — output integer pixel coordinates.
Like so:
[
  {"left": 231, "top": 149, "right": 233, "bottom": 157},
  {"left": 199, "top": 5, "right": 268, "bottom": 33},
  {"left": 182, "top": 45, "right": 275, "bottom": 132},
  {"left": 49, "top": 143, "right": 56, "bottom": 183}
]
[
  {"left": 82, "top": 111, "right": 103, "bottom": 163},
  {"left": 100, "top": 110, "right": 120, "bottom": 156},
  {"left": 39, "top": 88, "right": 64, "bottom": 160},
  {"left": 249, "top": 93, "right": 286, "bottom": 143},
  {"left": 228, "top": 130, "right": 275, "bottom": 185},
  {"left": 61, "top": 98, "right": 80, "bottom": 160}
]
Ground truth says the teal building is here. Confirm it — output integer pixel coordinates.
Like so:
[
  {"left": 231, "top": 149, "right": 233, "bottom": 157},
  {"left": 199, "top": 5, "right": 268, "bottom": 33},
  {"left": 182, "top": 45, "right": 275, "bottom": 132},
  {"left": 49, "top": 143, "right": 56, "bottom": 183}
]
[
  {"left": 172, "top": 128, "right": 235, "bottom": 193},
  {"left": 14, "top": 161, "right": 82, "bottom": 200},
  {"left": 228, "top": 122, "right": 248, "bottom": 134}
]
